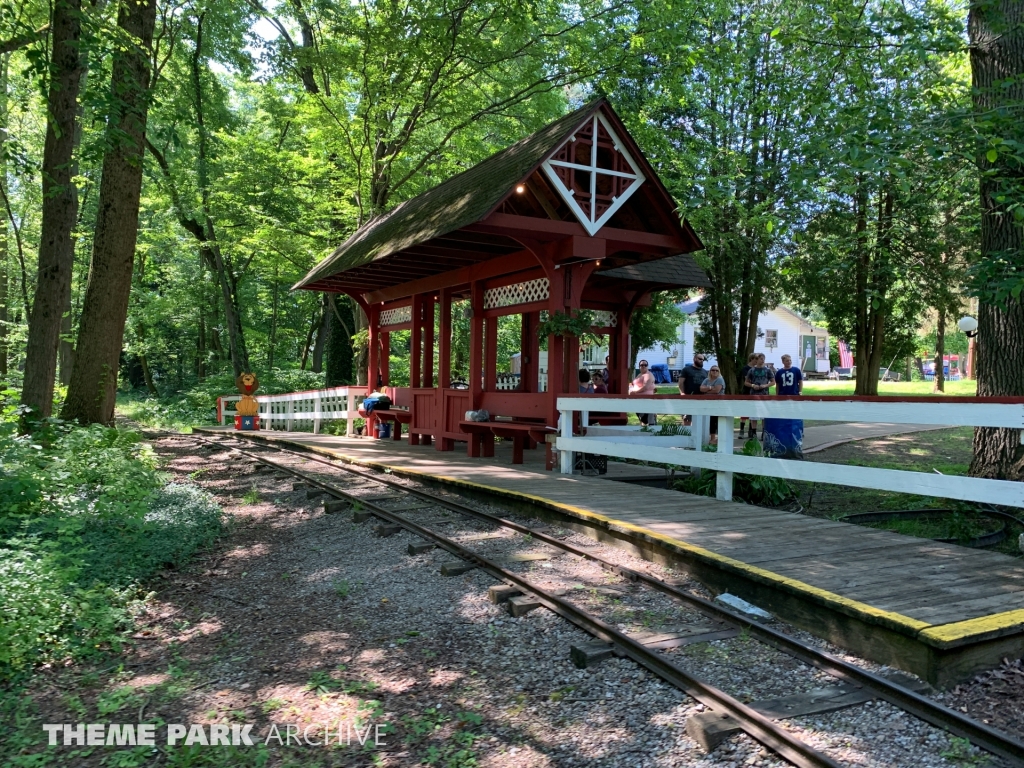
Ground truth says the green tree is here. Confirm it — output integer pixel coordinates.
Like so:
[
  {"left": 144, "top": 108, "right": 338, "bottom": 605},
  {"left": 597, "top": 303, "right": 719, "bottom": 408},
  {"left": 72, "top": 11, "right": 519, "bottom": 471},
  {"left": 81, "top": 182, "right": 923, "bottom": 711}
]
[{"left": 967, "top": 0, "right": 1024, "bottom": 479}]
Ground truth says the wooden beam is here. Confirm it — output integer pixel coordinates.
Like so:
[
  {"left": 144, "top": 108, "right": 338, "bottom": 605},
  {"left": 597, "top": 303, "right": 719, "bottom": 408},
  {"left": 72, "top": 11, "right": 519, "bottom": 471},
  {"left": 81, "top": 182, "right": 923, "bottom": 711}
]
[
  {"left": 364, "top": 249, "right": 540, "bottom": 304},
  {"left": 410, "top": 294, "right": 422, "bottom": 389},
  {"left": 438, "top": 288, "right": 452, "bottom": 389},
  {"left": 468, "top": 213, "right": 689, "bottom": 252},
  {"left": 469, "top": 282, "right": 484, "bottom": 410},
  {"left": 525, "top": 178, "right": 562, "bottom": 221}
]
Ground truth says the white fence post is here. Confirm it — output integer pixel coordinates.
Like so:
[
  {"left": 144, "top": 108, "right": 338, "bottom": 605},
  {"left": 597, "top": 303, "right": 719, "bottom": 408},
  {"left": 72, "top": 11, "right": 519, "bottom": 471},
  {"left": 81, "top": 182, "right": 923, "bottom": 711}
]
[
  {"left": 347, "top": 391, "right": 356, "bottom": 437},
  {"left": 716, "top": 416, "right": 734, "bottom": 501},
  {"left": 313, "top": 392, "right": 322, "bottom": 435},
  {"left": 559, "top": 409, "right": 573, "bottom": 474}
]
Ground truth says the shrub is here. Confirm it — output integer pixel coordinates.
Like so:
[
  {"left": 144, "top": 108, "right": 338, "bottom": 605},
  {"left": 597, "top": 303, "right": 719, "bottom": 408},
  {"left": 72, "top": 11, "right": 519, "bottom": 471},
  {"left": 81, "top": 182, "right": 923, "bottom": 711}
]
[
  {"left": 673, "top": 440, "right": 796, "bottom": 507},
  {"left": 0, "top": 394, "right": 225, "bottom": 678}
]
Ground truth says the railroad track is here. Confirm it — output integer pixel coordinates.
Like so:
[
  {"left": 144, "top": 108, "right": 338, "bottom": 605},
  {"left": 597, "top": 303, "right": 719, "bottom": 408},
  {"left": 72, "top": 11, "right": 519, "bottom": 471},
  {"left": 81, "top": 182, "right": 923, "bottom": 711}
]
[{"left": 182, "top": 430, "right": 1024, "bottom": 768}]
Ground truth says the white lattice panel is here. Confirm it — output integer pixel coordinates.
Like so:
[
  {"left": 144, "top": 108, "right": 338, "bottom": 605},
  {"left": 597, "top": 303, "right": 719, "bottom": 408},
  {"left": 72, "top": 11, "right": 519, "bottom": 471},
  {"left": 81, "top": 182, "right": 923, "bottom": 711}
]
[
  {"left": 483, "top": 278, "right": 550, "bottom": 310},
  {"left": 591, "top": 310, "right": 617, "bottom": 327},
  {"left": 380, "top": 305, "right": 412, "bottom": 327}
]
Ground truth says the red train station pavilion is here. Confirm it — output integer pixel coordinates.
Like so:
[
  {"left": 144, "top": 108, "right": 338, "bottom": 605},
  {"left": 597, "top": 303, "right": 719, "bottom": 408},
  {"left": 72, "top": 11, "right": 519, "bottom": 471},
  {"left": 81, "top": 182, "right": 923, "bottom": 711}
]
[{"left": 294, "top": 99, "right": 709, "bottom": 460}]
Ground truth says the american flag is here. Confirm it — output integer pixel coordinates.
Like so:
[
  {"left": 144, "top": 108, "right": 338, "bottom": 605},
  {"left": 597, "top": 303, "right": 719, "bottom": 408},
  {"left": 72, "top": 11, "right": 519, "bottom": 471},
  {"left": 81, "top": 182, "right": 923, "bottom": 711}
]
[{"left": 838, "top": 340, "right": 854, "bottom": 368}]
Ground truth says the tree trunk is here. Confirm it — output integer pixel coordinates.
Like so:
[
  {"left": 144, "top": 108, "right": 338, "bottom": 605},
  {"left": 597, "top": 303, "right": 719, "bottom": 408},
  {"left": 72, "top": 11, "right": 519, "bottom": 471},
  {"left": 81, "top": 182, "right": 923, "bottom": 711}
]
[
  {"left": 140, "top": 353, "right": 158, "bottom": 396},
  {"left": 311, "top": 295, "right": 328, "bottom": 373},
  {"left": 853, "top": 179, "right": 871, "bottom": 395},
  {"left": 268, "top": 269, "right": 279, "bottom": 372},
  {"left": 62, "top": 0, "right": 157, "bottom": 425},
  {"left": 197, "top": 310, "right": 207, "bottom": 379},
  {"left": 300, "top": 305, "right": 319, "bottom": 370},
  {"left": 933, "top": 308, "right": 946, "bottom": 393},
  {"left": 325, "top": 293, "right": 354, "bottom": 386},
  {"left": 21, "top": 0, "right": 84, "bottom": 418},
  {"left": 58, "top": 310, "right": 75, "bottom": 386},
  {"left": 968, "top": 0, "right": 1024, "bottom": 479}
]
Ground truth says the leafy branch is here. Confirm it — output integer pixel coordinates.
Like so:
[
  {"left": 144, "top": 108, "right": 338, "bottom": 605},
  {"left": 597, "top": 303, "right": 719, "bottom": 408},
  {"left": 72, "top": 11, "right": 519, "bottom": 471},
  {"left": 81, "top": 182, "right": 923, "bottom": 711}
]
[{"left": 535, "top": 310, "right": 601, "bottom": 345}]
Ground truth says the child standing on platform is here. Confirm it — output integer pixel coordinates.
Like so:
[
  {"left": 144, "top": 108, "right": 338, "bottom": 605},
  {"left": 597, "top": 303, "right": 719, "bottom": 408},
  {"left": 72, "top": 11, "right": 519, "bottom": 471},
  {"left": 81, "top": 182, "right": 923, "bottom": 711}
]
[{"left": 775, "top": 354, "right": 803, "bottom": 396}]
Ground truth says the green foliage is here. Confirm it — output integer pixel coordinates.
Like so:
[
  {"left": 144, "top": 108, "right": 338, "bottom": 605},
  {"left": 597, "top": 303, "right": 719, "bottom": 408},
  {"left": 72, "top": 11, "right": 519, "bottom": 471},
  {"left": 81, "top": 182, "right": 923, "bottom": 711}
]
[
  {"left": 674, "top": 440, "right": 795, "bottom": 507},
  {"left": 116, "top": 369, "right": 326, "bottom": 431},
  {"left": 535, "top": 310, "right": 600, "bottom": 345},
  {"left": 629, "top": 294, "right": 687, "bottom": 369},
  {"left": 0, "top": 392, "right": 223, "bottom": 678}
]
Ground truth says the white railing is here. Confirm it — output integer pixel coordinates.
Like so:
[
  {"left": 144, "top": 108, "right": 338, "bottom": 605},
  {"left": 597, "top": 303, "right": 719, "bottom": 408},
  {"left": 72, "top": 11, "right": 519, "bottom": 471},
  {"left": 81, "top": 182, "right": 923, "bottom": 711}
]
[
  {"left": 218, "top": 386, "right": 361, "bottom": 436},
  {"left": 555, "top": 396, "right": 1024, "bottom": 508}
]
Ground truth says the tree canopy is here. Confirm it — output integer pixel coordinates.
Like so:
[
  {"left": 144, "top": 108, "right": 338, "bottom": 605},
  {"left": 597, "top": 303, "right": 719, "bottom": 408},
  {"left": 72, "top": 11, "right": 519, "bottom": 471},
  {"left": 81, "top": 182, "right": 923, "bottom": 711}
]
[{"left": 1, "top": 0, "right": 1020, "bottom": 472}]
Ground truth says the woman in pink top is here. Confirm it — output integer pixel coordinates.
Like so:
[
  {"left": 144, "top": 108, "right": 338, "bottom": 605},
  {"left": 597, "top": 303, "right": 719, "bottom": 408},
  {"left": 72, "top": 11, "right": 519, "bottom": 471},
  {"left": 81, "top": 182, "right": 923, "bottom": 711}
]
[{"left": 628, "top": 359, "right": 657, "bottom": 425}]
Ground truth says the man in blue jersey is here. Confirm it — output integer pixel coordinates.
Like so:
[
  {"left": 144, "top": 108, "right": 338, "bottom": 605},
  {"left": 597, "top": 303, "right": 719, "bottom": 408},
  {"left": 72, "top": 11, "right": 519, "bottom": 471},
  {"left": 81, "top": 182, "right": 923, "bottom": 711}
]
[
  {"left": 775, "top": 354, "right": 803, "bottom": 396},
  {"left": 764, "top": 354, "right": 804, "bottom": 458}
]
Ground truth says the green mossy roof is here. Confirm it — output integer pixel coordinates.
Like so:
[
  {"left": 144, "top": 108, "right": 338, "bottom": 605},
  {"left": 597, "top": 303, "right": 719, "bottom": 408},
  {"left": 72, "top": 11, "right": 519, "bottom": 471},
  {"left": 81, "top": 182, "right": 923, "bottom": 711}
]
[{"left": 294, "top": 100, "right": 605, "bottom": 291}]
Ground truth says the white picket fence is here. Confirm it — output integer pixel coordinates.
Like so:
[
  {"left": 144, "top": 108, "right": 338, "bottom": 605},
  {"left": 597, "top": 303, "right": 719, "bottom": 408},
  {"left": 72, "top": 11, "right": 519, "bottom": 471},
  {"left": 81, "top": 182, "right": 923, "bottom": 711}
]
[
  {"left": 555, "top": 396, "right": 1024, "bottom": 508},
  {"left": 218, "top": 386, "right": 361, "bottom": 435}
]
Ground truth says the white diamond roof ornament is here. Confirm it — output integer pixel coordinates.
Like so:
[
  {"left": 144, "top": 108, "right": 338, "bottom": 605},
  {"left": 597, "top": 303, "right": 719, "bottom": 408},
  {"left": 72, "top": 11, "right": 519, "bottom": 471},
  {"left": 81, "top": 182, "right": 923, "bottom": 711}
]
[{"left": 541, "top": 113, "right": 646, "bottom": 236}]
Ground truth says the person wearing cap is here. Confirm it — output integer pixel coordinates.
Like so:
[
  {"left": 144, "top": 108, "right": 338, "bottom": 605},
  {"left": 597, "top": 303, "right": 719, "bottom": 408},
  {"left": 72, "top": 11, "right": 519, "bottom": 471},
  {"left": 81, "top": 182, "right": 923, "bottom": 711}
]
[{"left": 628, "top": 359, "right": 657, "bottom": 425}]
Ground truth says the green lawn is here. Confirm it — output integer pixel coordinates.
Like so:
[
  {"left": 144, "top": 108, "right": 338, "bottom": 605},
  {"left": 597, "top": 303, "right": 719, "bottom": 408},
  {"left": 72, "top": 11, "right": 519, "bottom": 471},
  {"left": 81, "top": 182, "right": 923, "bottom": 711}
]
[{"left": 655, "top": 379, "right": 977, "bottom": 396}]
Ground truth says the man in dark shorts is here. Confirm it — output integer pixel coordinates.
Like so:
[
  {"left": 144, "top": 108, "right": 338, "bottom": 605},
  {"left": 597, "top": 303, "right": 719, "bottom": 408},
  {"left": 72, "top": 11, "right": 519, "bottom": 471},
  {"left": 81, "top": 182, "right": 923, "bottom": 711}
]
[
  {"left": 744, "top": 353, "right": 773, "bottom": 439},
  {"left": 678, "top": 353, "right": 708, "bottom": 426},
  {"left": 738, "top": 352, "right": 757, "bottom": 438}
]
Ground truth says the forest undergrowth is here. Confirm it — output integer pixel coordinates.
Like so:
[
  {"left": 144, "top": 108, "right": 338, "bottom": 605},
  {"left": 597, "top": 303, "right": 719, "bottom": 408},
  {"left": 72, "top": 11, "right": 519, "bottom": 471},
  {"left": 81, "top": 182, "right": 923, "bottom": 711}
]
[{"left": 0, "top": 388, "right": 226, "bottom": 738}]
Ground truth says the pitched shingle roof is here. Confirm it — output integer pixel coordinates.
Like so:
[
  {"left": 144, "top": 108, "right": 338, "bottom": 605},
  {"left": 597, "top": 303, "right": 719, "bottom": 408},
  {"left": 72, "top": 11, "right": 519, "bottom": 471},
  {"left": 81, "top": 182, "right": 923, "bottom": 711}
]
[
  {"left": 294, "top": 101, "right": 606, "bottom": 291},
  {"left": 596, "top": 254, "right": 710, "bottom": 288}
]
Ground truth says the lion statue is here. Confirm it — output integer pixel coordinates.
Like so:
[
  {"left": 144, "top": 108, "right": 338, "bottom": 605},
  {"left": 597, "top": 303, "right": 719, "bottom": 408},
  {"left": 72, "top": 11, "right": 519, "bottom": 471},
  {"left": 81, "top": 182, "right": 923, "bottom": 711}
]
[{"left": 235, "top": 372, "right": 260, "bottom": 417}]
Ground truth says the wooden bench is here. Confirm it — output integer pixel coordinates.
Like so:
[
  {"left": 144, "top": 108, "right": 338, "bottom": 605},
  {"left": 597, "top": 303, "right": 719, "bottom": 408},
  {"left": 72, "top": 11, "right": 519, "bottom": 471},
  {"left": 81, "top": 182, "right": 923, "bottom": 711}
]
[
  {"left": 359, "top": 406, "right": 411, "bottom": 440},
  {"left": 459, "top": 420, "right": 497, "bottom": 457},
  {"left": 459, "top": 419, "right": 556, "bottom": 466}
]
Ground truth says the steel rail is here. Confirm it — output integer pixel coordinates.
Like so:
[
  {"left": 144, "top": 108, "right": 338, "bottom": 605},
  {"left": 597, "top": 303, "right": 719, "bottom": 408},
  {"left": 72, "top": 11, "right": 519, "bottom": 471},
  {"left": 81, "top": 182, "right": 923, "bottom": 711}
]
[
  {"left": 190, "top": 433, "right": 840, "bottom": 768},
  {"left": 191, "top": 432, "right": 1024, "bottom": 767}
]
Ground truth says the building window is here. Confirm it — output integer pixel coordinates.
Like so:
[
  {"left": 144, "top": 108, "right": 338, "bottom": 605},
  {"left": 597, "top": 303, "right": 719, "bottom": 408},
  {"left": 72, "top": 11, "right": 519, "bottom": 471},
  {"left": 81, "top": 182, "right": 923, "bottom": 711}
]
[
  {"left": 816, "top": 337, "right": 827, "bottom": 360},
  {"left": 765, "top": 329, "right": 778, "bottom": 349}
]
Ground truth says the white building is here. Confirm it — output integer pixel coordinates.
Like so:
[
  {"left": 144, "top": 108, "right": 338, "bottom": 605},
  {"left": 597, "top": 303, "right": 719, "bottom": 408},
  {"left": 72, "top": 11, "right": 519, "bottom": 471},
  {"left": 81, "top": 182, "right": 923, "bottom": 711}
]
[{"left": 586, "top": 298, "right": 831, "bottom": 376}]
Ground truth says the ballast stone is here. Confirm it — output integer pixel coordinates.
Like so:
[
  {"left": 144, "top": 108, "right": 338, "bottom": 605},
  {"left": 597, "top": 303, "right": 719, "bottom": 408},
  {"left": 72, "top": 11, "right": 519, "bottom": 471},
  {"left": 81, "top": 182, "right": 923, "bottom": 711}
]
[{"left": 714, "top": 593, "right": 773, "bottom": 620}]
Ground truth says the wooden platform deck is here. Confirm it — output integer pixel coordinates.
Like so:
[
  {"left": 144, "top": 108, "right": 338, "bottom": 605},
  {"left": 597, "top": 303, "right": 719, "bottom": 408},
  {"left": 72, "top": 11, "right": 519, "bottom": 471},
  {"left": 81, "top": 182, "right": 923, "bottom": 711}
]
[{"left": 196, "top": 426, "right": 1024, "bottom": 686}]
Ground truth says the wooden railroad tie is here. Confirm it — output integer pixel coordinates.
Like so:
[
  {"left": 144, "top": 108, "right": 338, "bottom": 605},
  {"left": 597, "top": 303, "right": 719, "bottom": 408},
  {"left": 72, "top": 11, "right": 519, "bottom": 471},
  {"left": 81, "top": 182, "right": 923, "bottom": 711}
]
[
  {"left": 408, "top": 541, "right": 436, "bottom": 555},
  {"left": 438, "top": 551, "right": 559, "bottom": 578},
  {"left": 323, "top": 498, "right": 352, "bottom": 514},
  {"left": 569, "top": 625, "right": 738, "bottom": 669},
  {"left": 375, "top": 524, "right": 402, "bottom": 538},
  {"left": 685, "top": 672, "right": 931, "bottom": 753},
  {"left": 352, "top": 509, "right": 374, "bottom": 524}
]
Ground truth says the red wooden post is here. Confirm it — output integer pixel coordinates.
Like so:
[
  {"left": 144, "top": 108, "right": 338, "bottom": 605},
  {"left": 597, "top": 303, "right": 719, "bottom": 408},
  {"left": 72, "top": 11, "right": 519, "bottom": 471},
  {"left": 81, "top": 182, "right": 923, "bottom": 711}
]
[
  {"left": 410, "top": 294, "right": 422, "bottom": 390},
  {"left": 616, "top": 308, "right": 631, "bottom": 395},
  {"left": 423, "top": 295, "right": 435, "bottom": 389},
  {"left": 422, "top": 296, "right": 435, "bottom": 445},
  {"left": 484, "top": 316, "right": 497, "bottom": 391},
  {"left": 520, "top": 312, "right": 533, "bottom": 392},
  {"left": 546, "top": 267, "right": 565, "bottom": 425},
  {"left": 468, "top": 282, "right": 485, "bottom": 456},
  {"left": 436, "top": 288, "right": 453, "bottom": 451},
  {"left": 368, "top": 306, "right": 380, "bottom": 391},
  {"left": 438, "top": 288, "right": 452, "bottom": 388},
  {"left": 366, "top": 306, "right": 380, "bottom": 438}
]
